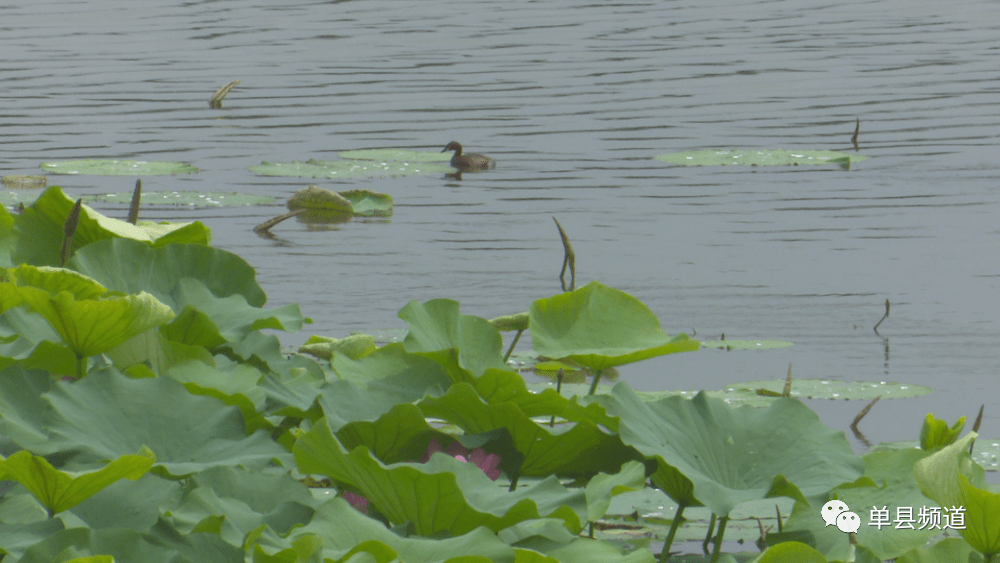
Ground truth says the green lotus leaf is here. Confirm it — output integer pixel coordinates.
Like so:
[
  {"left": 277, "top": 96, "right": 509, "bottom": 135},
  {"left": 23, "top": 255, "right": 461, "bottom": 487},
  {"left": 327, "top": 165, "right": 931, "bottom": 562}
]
[
  {"left": 0, "top": 279, "right": 175, "bottom": 359},
  {"left": 283, "top": 498, "right": 516, "bottom": 563},
  {"left": 6, "top": 264, "right": 107, "bottom": 299},
  {"left": 0, "top": 447, "right": 155, "bottom": 515},
  {"left": 529, "top": 281, "right": 700, "bottom": 371},
  {"left": 914, "top": 433, "right": 1000, "bottom": 557},
  {"left": 725, "top": 379, "right": 933, "bottom": 401},
  {"left": 293, "top": 418, "right": 586, "bottom": 536},
  {"left": 0, "top": 367, "right": 289, "bottom": 476},
  {"left": 920, "top": 413, "right": 966, "bottom": 451},
  {"left": 157, "top": 467, "right": 318, "bottom": 546},
  {"left": 300, "top": 333, "right": 377, "bottom": 361},
  {"left": 11, "top": 186, "right": 210, "bottom": 267},
  {"left": 16, "top": 527, "right": 242, "bottom": 563},
  {"left": 337, "top": 148, "right": 452, "bottom": 162},
  {"left": 584, "top": 461, "right": 646, "bottom": 522},
  {"left": 287, "top": 185, "right": 353, "bottom": 213},
  {"left": 601, "top": 384, "right": 863, "bottom": 517},
  {"left": 339, "top": 188, "right": 394, "bottom": 217},
  {"left": 84, "top": 191, "right": 276, "bottom": 207},
  {"left": 655, "top": 149, "right": 868, "bottom": 167},
  {"left": 249, "top": 157, "right": 453, "bottom": 179},
  {"left": 774, "top": 447, "right": 938, "bottom": 560},
  {"left": 750, "top": 541, "right": 827, "bottom": 563},
  {"left": 66, "top": 238, "right": 304, "bottom": 344},
  {"left": 895, "top": 537, "right": 981, "bottom": 563},
  {"left": 399, "top": 298, "right": 511, "bottom": 381},
  {"left": 40, "top": 159, "right": 199, "bottom": 176},
  {"left": 69, "top": 473, "right": 183, "bottom": 531},
  {"left": 419, "top": 382, "right": 632, "bottom": 477},
  {"left": 331, "top": 340, "right": 451, "bottom": 387}
]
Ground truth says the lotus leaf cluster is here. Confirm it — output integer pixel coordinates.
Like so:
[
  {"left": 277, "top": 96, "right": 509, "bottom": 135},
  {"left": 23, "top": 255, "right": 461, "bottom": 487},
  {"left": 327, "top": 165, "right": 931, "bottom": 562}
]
[{"left": 0, "top": 186, "right": 990, "bottom": 563}]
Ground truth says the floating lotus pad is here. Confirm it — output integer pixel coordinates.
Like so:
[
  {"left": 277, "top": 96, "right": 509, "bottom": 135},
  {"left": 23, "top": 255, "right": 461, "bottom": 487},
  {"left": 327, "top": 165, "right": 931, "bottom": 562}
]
[
  {"left": 337, "top": 149, "right": 451, "bottom": 163},
  {"left": 286, "top": 186, "right": 393, "bottom": 217},
  {"left": 2, "top": 175, "right": 47, "bottom": 188},
  {"left": 655, "top": 149, "right": 867, "bottom": 167},
  {"left": 40, "top": 160, "right": 199, "bottom": 176},
  {"left": 85, "top": 191, "right": 276, "bottom": 207},
  {"left": 249, "top": 150, "right": 455, "bottom": 179}
]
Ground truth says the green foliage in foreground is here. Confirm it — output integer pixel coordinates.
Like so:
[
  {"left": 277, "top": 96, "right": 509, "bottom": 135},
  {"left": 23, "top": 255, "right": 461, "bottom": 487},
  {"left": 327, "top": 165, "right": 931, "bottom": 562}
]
[{"left": 0, "top": 188, "right": 992, "bottom": 563}]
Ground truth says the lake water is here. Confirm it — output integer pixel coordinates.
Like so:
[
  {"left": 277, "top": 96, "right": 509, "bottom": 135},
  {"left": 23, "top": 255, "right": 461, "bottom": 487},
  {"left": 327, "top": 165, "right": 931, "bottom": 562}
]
[{"left": 3, "top": 0, "right": 999, "bottom": 453}]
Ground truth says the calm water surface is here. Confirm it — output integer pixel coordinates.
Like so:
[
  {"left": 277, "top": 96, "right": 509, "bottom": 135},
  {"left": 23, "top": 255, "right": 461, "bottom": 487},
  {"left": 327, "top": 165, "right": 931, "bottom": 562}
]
[{"left": 3, "top": 0, "right": 1000, "bottom": 452}]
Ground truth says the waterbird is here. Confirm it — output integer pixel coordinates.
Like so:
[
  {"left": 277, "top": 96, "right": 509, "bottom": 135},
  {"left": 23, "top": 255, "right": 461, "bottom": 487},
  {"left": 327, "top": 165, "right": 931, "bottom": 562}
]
[{"left": 441, "top": 141, "right": 496, "bottom": 171}]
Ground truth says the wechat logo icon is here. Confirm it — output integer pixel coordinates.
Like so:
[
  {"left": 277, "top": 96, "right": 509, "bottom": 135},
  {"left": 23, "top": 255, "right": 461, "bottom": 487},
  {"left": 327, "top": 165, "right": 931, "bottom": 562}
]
[{"left": 821, "top": 500, "right": 860, "bottom": 533}]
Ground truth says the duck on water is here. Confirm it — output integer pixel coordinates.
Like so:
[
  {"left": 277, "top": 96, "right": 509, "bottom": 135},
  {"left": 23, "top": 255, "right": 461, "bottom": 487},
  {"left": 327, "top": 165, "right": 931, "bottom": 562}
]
[{"left": 442, "top": 141, "right": 495, "bottom": 171}]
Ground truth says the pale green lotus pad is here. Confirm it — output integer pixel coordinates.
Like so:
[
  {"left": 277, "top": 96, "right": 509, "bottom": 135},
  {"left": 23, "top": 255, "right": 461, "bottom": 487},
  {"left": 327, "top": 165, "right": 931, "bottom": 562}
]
[
  {"left": 3, "top": 175, "right": 47, "bottom": 188},
  {"left": 40, "top": 160, "right": 199, "bottom": 176},
  {"left": 249, "top": 154, "right": 454, "bottom": 179},
  {"left": 337, "top": 148, "right": 451, "bottom": 163},
  {"left": 655, "top": 149, "right": 868, "bottom": 167},
  {"left": 85, "top": 191, "right": 276, "bottom": 207},
  {"left": 726, "top": 378, "right": 932, "bottom": 400}
]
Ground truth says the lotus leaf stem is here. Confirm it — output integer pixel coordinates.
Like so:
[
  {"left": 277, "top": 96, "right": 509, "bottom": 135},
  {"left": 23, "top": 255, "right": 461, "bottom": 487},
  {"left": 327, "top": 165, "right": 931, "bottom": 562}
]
[
  {"left": 503, "top": 328, "right": 524, "bottom": 363},
  {"left": 659, "top": 501, "right": 687, "bottom": 562},
  {"left": 549, "top": 368, "right": 563, "bottom": 427},
  {"left": 709, "top": 516, "right": 728, "bottom": 563},
  {"left": 587, "top": 368, "right": 603, "bottom": 396},
  {"left": 702, "top": 513, "right": 716, "bottom": 555}
]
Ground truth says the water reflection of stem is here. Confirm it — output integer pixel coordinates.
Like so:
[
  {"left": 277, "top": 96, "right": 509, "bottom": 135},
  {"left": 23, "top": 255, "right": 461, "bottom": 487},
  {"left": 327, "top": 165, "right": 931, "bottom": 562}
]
[
  {"left": 659, "top": 501, "right": 687, "bottom": 563},
  {"left": 587, "top": 368, "right": 604, "bottom": 396},
  {"left": 503, "top": 328, "right": 523, "bottom": 363}
]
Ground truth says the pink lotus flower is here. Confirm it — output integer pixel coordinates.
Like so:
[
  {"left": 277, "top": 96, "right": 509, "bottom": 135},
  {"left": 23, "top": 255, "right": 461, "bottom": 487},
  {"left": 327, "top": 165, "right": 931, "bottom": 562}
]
[
  {"left": 342, "top": 490, "right": 369, "bottom": 513},
  {"left": 420, "top": 439, "right": 502, "bottom": 481}
]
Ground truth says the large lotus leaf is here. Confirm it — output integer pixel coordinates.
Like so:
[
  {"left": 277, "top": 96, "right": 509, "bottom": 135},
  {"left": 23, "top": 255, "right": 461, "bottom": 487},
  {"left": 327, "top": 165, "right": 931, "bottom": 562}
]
[
  {"left": 40, "top": 159, "right": 199, "bottom": 176},
  {"left": 602, "top": 384, "right": 862, "bottom": 517},
  {"left": 283, "top": 498, "right": 515, "bottom": 563},
  {"left": 331, "top": 341, "right": 452, "bottom": 387},
  {"left": 11, "top": 186, "right": 210, "bottom": 267},
  {"left": 6, "top": 264, "right": 107, "bottom": 300},
  {"left": 0, "top": 368, "right": 289, "bottom": 476},
  {"left": 293, "top": 418, "right": 586, "bottom": 536},
  {"left": 399, "top": 298, "right": 510, "bottom": 381},
  {"left": 171, "top": 278, "right": 304, "bottom": 339},
  {"left": 166, "top": 359, "right": 270, "bottom": 433},
  {"left": 0, "top": 282, "right": 175, "bottom": 359},
  {"left": 67, "top": 237, "right": 265, "bottom": 308},
  {"left": 16, "top": 526, "right": 242, "bottom": 563},
  {"left": 159, "top": 468, "right": 317, "bottom": 547},
  {"left": 654, "top": 149, "right": 868, "bottom": 167},
  {"left": 0, "top": 447, "right": 155, "bottom": 515},
  {"left": 529, "top": 282, "right": 700, "bottom": 371},
  {"left": 70, "top": 473, "right": 183, "bottom": 531},
  {"left": 895, "top": 537, "right": 981, "bottom": 563},
  {"left": 0, "top": 307, "right": 78, "bottom": 375},
  {"left": 583, "top": 461, "right": 646, "bottom": 522},
  {"left": 773, "top": 448, "right": 938, "bottom": 560},
  {"left": 914, "top": 433, "right": 1000, "bottom": 557},
  {"left": 418, "top": 383, "right": 632, "bottom": 477},
  {"left": 318, "top": 373, "right": 446, "bottom": 432},
  {"left": 749, "top": 541, "right": 827, "bottom": 563}
]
